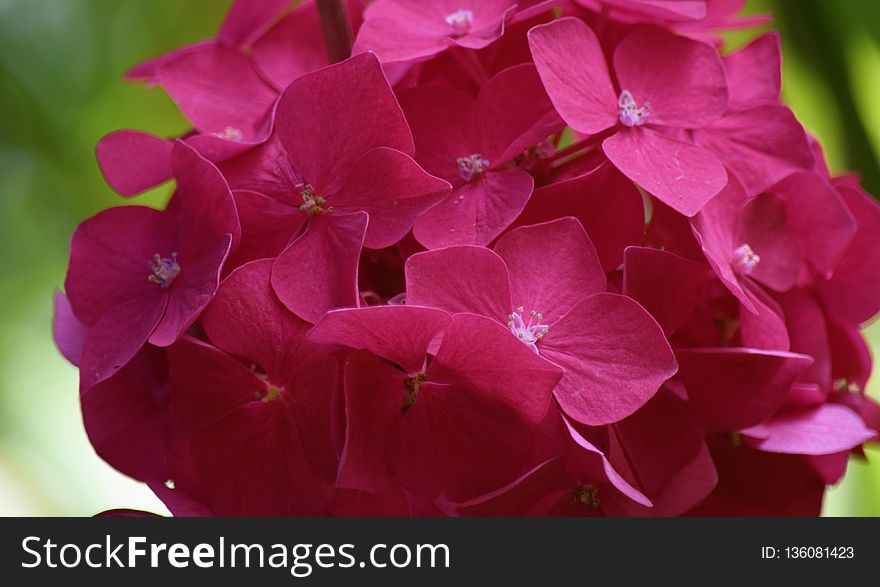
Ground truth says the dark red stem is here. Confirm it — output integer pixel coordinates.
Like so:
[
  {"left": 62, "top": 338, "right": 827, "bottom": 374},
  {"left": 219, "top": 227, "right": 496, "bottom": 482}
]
[{"left": 316, "top": 0, "right": 353, "bottom": 63}]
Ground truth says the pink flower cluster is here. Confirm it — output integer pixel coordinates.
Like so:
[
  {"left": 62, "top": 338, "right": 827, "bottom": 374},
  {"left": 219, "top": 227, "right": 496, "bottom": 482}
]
[{"left": 55, "top": 0, "right": 880, "bottom": 516}]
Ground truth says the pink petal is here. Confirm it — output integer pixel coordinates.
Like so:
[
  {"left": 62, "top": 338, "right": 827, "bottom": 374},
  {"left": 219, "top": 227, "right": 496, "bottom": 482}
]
[
  {"left": 250, "top": 1, "right": 330, "bottom": 90},
  {"left": 225, "top": 190, "right": 306, "bottom": 269},
  {"left": 771, "top": 171, "right": 856, "bottom": 279},
  {"left": 775, "top": 289, "right": 831, "bottom": 390},
  {"left": 405, "top": 246, "right": 512, "bottom": 324},
  {"left": 527, "top": 18, "right": 618, "bottom": 134},
  {"left": 79, "top": 292, "right": 167, "bottom": 391},
  {"left": 308, "top": 305, "right": 451, "bottom": 374},
  {"left": 494, "top": 217, "right": 606, "bottom": 324},
  {"left": 202, "top": 260, "right": 312, "bottom": 380},
  {"left": 696, "top": 105, "right": 814, "bottom": 196},
  {"left": 96, "top": 130, "right": 173, "bottom": 197},
  {"left": 271, "top": 212, "right": 368, "bottom": 323},
  {"left": 540, "top": 293, "right": 677, "bottom": 425},
  {"left": 337, "top": 351, "right": 407, "bottom": 494},
  {"left": 332, "top": 147, "right": 451, "bottom": 249},
  {"left": 623, "top": 246, "right": 709, "bottom": 336},
  {"left": 723, "top": 32, "right": 781, "bottom": 111},
  {"left": 149, "top": 234, "right": 231, "bottom": 347},
  {"left": 737, "top": 280, "right": 790, "bottom": 351},
  {"left": 81, "top": 345, "right": 170, "bottom": 481},
  {"left": 172, "top": 140, "right": 241, "bottom": 253},
  {"left": 818, "top": 179, "right": 880, "bottom": 325},
  {"left": 155, "top": 44, "right": 277, "bottom": 140},
  {"left": 65, "top": 205, "right": 177, "bottom": 326},
  {"left": 477, "top": 63, "right": 563, "bottom": 164},
  {"left": 742, "top": 404, "right": 876, "bottom": 455},
  {"left": 514, "top": 162, "right": 645, "bottom": 271},
  {"left": 352, "top": 1, "right": 450, "bottom": 64},
  {"left": 675, "top": 347, "right": 813, "bottom": 430},
  {"left": 218, "top": 0, "right": 289, "bottom": 48},
  {"left": 429, "top": 313, "right": 563, "bottom": 424},
  {"left": 397, "top": 84, "right": 480, "bottom": 183},
  {"left": 276, "top": 52, "right": 413, "bottom": 196},
  {"left": 613, "top": 28, "right": 727, "bottom": 128},
  {"left": 736, "top": 193, "right": 800, "bottom": 291},
  {"left": 53, "top": 292, "right": 87, "bottom": 367},
  {"left": 413, "top": 168, "right": 534, "bottom": 248},
  {"left": 603, "top": 127, "right": 726, "bottom": 217}
]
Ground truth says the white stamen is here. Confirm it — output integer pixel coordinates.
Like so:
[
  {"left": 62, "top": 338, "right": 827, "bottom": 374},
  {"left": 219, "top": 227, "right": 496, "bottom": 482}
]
[
  {"left": 211, "top": 126, "right": 243, "bottom": 141},
  {"left": 618, "top": 90, "right": 651, "bottom": 127},
  {"left": 732, "top": 243, "right": 760, "bottom": 275},
  {"left": 456, "top": 153, "right": 489, "bottom": 181},
  {"left": 445, "top": 9, "right": 474, "bottom": 37},
  {"left": 297, "top": 183, "right": 333, "bottom": 216},
  {"left": 507, "top": 306, "right": 549, "bottom": 354},
  {"left": 148, "top": 252, "right": 180, "bottom": 288}
]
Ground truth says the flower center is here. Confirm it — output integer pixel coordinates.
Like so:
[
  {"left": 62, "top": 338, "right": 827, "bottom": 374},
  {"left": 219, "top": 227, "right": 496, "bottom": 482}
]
[
  {"left": 211, "top": 126, "right": 243, "bottom": 141},
  {"left": 297, "top": 183, "right": 333, "bottom": 216},
  {"left": 508, "top": 307, "right": 549, "bottom": 354},
  {"left": 732, "top": 243, "right": 760, "bottom": 275},
  {"left": 148, "top": 252, "right": 180, "bottom": 288},
  {"left": 401, "top": 373, "right": 427, "bottom": 415},
  {"left": 255, "top": 386, "right": 282, "bottom": 403},
  {"left": 444, "top": 9, "right": 474, "bottom": 37},
  {"left": 618, "top": 90, "right": 651, "bottom": 127},
  {"left": 833, "top": 378, "right": 862, "bottom": 394},
  {"left": 570, "top": 484, "right": 600, "bottom": 509},
  {"left": 456, "top": 153, "right": 490, "bottom": 181}
]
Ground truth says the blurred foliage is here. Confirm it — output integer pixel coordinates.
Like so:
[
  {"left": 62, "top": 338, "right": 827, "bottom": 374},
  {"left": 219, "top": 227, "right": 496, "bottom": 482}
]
[{"left": 0, "top": 0, "right": 876, "bottom": 515}]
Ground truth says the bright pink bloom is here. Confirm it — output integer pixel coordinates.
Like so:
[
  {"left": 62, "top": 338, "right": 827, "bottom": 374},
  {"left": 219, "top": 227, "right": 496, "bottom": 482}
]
[
  {"left": 268, "top": 52, "right": 450, "bottom": 322},
  {"left": 65, "top": 142, "right": 238, "bottom": 389},
  {"left": 168, "top": 260, "right": 338, "bottom": 515},
  {"left": 309, "top": 305, "right": 563, "bottom": 501},
  {"left": 353, "top": 0, "right": 518, "bottom": 65},
  {"left": 399, "top": 64, "right": 560, "bottom": 247},
  {"left": 528, "top": 18, "right": 729, "bottom": 215},
  {"left": 406, "top": 218, "right": 677, "bottom": 425}
]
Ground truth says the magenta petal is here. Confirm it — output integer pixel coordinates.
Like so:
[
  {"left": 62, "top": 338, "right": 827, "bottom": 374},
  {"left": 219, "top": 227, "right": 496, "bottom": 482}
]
[
  {"left": 79, "top": 292, "right": 167, "bottom": 391},
  {"left": 333, "top": 147, "right": 451, "bottom": 249},
  {"left": 65, "top": 205, "right": 176, "bottom": 325},
  {"left": 149, "top": 234, "right": 231, "bottom": 347},
  {"left": 226, "top": 190, "right": 305, "bottom": 269},
  {"left": 736, "top": 193, "right": 800, "bottom": 291},
  {"left": 623, "top": 246, "right": 709, "bottom": 336},
  {"left": 172, "top": 140, "right": 240, "bottom": 253},
  {"left": 271, "top": 212, "right": 368, "bottom": 324},
  {"left": 540, "top": 293, "right": 678, "bottom": 426},
  {"left": 696, "top": 105, "right": 813, "bottom": 195},
  {"left": 478, "top": 63, "right": 563, "bottom": 164},
  {"left": 675, "top": 347, "right": 813, "bottom": 431},
  {"left": 337, "top": 351, "right": 405, "bottom": 493},
  {"left": 352, "top": 1, "right": 449, "bottom": 64},
  {"left": 429, "top": 313, "right": 562, "bottom": 424},
  {"left": 413, "top": 169, "right": 534, "bottom": 248},
  {"left": 155, "top": 44, "right": 277, "bottom": 139},
  {"left": 515, "top": 162, "right": 645, "bottom": 271},
  {"left": 613, "top": 28, "right": 728, "bottom": 128},
  {"left": 742, "top": 404, "right": 876, "bottom": 455},
  {"left": 169, "top": 336, "right": 267, "bottom": 429},
  {"left": 309, "top": 305, "right": 451, "bottom": 374},
  {"left": 723, "top": 32, "right": 781, "bottom": 110},
  {"left": 737, "top": 281, "right": 790, "bottom": 351},
  {"left": 203, "top": 260, "right": 311, "bottom": 378},
  {"left": 250, "top": 1, "right": 329, "bottom": 90},
  {"left": 527, "top": 18, "right": 618, "bottom": 134},
  {"left": 96, "top": 130, "right": 173, "bottom": 197},
  {"left": 276, "top": 52, "right": 413, "bottom": 195},
  {"left": 405, "top": 246, "right": 512, "bottom": 323},
  {"left": 217, "top": 0, "right": 290, "bottom": 49},
  {"left": 771, "top": 171, "right": 856, "bottom": 279},
  {"left": 818, "top": 180, "right": 880, "bottom": 325},
  {"left": 603, "top": 127, "right": 726, "bottom": 216},
  {"left": 689, "top": 176, "right": 756, "bottom": 310},
  {"left": 53, "top": 292, "right": 87, "bottom": 367},
  {"left": 82, "top": 345, "right": 170, "bottom": 482},
  {"left": 494, "top": 218, "right": 606, "bottom": 323}
]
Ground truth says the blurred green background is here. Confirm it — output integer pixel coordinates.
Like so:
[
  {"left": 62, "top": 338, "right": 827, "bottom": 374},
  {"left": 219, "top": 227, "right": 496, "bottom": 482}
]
[{"left": 0, "top": 0, "right": 877, "bottom": 516}]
